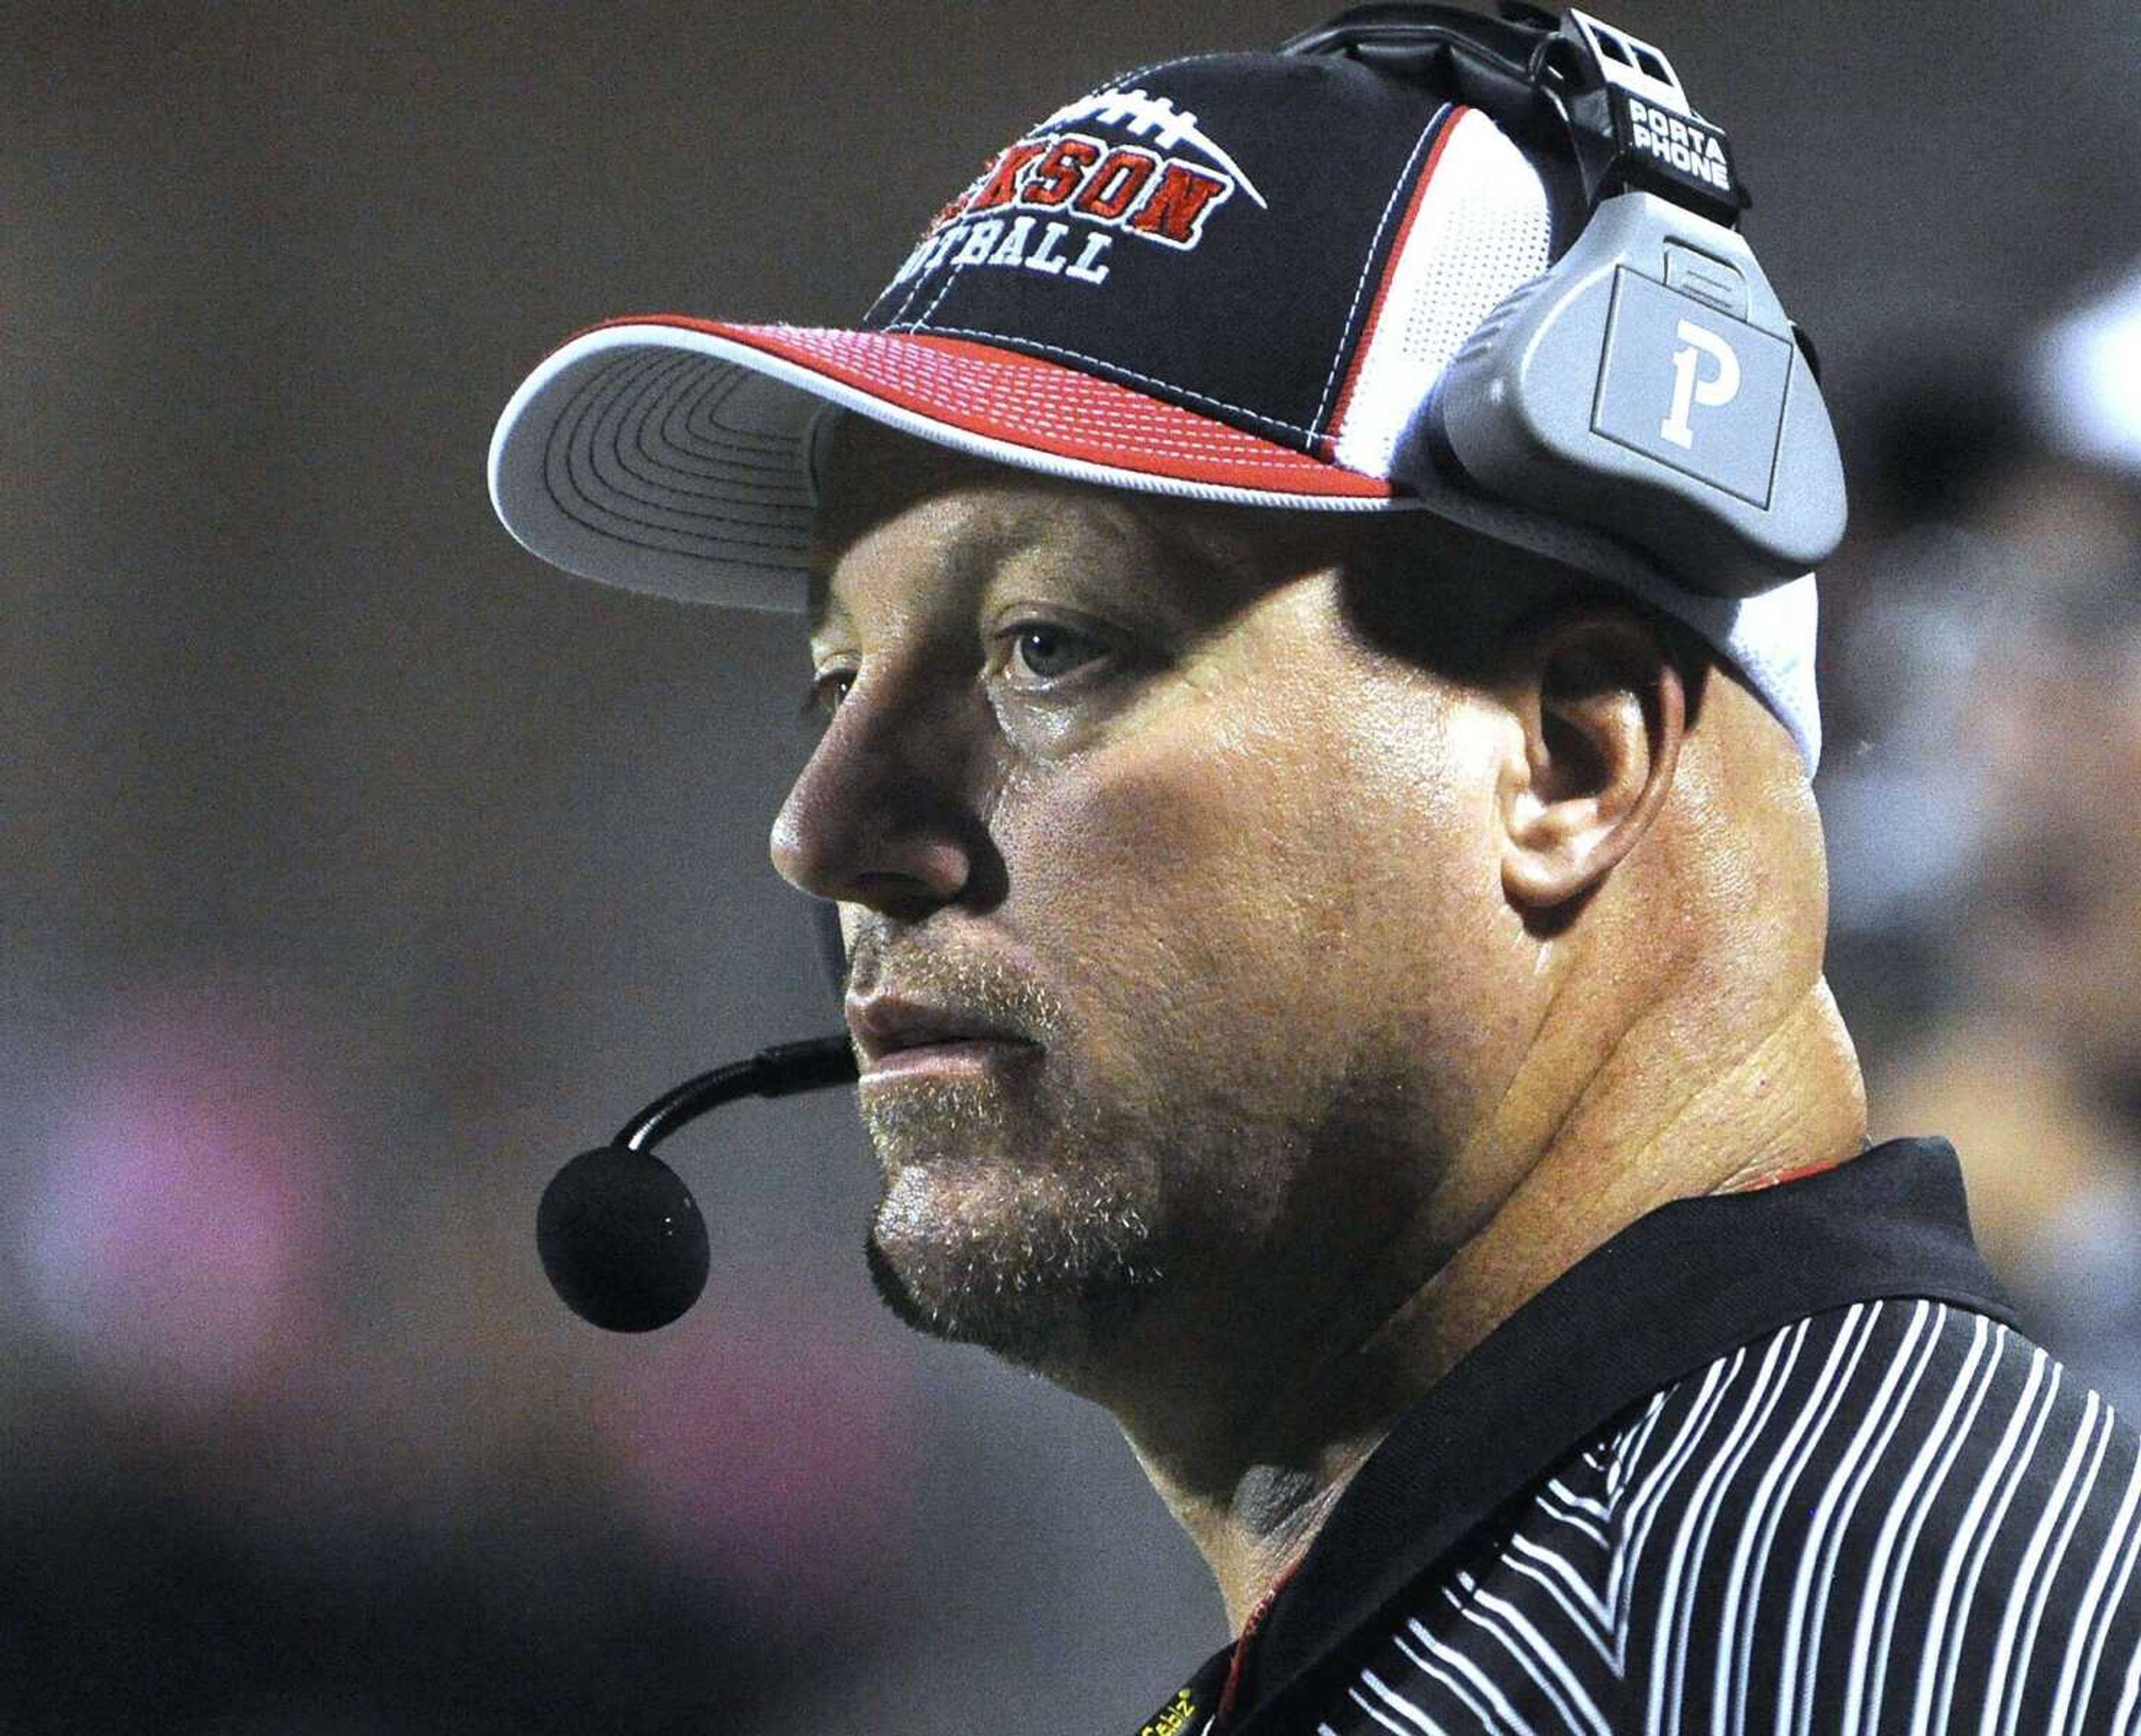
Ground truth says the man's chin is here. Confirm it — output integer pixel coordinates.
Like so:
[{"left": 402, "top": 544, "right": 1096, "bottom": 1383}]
[
  {"left": 863, "top": 1231, "right": 997, "bottom": 1346},
  {"left": 861, "top": 1170, "right": 1164, "bottom": 1374},
  {"left": 863, "top": 1227, "right": 1100, "bottom": 1374}
]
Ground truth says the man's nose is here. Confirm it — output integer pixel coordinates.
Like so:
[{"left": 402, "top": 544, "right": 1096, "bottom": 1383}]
[{"left": 769, "top": 675, "right": 978, "bottom": 915}]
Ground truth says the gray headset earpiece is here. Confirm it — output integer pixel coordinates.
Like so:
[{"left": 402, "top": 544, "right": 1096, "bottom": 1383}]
[
  {"left": 1286, "top": 6, "right": 1846, "bottom": 599},
  {"left": 1424, "top": 188, "right": 1845, "bottom": 598}
]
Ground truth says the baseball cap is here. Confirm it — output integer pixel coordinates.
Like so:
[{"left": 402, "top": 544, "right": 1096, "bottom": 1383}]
[{"left": 488, "top": 18, "right": 1824, "bottom": 770}]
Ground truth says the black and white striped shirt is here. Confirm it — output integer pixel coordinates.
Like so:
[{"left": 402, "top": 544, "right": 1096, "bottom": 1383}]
[{"left": 1132, "top": 1138, "right": 2141, "bottom": 1735}]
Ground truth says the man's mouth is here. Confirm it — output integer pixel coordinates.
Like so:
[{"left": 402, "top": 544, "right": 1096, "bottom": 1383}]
[{"left": 844, "top": 993, "right": 1040, "bottom": 1079}]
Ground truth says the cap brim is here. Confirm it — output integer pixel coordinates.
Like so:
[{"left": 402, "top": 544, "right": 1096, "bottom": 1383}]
[
  {"left": 486, "top": 314, "right": 1821, "bottom": 770},
  {"left": 487, "top": 317, "right": 1397, "bottom": 612}
]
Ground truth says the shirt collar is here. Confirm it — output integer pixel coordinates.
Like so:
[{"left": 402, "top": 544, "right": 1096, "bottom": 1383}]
[{"left": 1183, "top": 1135, "right": 2014, "bottom": 1735}]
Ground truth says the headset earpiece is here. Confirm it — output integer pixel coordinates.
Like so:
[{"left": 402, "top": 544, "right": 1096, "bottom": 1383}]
[{"left": 1284, "top": 3, "right": 1845, "bottom": 597}]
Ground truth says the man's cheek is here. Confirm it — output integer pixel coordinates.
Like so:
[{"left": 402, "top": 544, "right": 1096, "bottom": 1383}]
[{"left": 1011, "top": 738, "right": 1288, "bottom": 887}]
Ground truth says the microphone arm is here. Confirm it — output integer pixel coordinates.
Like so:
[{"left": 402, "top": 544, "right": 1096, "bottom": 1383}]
[
  {"left": 537, "top": 1035, "right": 860, "bottom": 1333},
  {"left": 617, "top": 1035, "right": 861, "bottom": 1152}
]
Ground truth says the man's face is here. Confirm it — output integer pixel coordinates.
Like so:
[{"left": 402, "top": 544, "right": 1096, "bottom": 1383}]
[{"left": 771, "top": 418, "right": 1535, "bottom": 1388}]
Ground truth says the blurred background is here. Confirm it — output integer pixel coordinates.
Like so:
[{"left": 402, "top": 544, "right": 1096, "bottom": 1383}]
[{"left": 5, "top": 1, "right": 2138, "bottom": 1730}]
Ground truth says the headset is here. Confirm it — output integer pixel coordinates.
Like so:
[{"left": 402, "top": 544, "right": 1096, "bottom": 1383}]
[
  {"left": 1283, "top": 3, "right": 1844, "bottom": 599},
  {"left": 535, "top": 1, "right": 1846, "bottom": 1332}
]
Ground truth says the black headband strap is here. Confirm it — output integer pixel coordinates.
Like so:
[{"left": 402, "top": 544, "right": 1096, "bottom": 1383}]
[{"left": 1280, "top": 3, "right": 1750, "bottom": 225}]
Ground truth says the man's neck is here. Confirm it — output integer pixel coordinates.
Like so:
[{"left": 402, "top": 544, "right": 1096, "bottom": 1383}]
[{"left": 1111, "top": 977, "right": 1869, "bottom": 1633}]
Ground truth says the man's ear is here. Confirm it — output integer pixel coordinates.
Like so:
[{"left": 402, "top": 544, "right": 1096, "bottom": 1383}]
[{"left": 1498, "top": 609, "right": 1686, "bottom": 912}]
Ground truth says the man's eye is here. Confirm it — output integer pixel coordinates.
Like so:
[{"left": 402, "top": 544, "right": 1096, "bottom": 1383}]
[
  {"left": 798, "top": 623, "right": 1105, "bottom": 726},
  {"left": 1005, "top": 622, "right": 1105, "bottom": 686},
  {"left": 798, "top": 670, "right": 854, "bottom": 725}
]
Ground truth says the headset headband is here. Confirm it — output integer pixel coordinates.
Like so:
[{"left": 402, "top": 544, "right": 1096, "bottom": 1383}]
[{"left": 1282, "top": 4, "right": 1752, "bottom": 231}]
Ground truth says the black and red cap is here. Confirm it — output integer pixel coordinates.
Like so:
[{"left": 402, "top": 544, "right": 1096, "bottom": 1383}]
[{"left": 488, "top": 17, "right": 1824, "bottom": 767}]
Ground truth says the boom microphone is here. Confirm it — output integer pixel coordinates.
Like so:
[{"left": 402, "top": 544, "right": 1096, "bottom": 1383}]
[{"left": 536, "top": 1036, "right": 860, "bottom": 1331}]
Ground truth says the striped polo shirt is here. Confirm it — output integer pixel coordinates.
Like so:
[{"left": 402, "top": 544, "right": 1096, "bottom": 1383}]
[{"left": 1130, "top": 1137, "right": 2141, "bottom": 1735}]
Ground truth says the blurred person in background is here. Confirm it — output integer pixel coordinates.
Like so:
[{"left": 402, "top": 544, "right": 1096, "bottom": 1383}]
[
  {"left": 1825, "top": 261, "right": 2141, "bottom": 1413},
  {"left": 491, "top": 6, "right": 2141, "bottom": 1731}
]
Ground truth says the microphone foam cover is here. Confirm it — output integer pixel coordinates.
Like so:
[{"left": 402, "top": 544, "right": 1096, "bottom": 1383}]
[{"left": 536, "top": 1144, "right": 710, "bottom": 1332}]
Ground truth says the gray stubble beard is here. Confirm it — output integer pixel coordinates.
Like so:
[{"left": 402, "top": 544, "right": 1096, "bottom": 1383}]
[{"left": 857, "top": 1064, "right": 1173, "bottom": 1379}]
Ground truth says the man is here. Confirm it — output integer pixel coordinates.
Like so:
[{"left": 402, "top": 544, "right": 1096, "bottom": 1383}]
[{"left": 490, "top": 6, "right": 2141, "bottom": 1729}]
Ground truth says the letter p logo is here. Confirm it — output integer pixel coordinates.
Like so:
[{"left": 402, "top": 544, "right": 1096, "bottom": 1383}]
[
  {"left": 1660, "top": 318, "right": 1741, "bottom": 450},
  {"left": 1592, "top": 273, "right": 1791, "bottom": 506}
]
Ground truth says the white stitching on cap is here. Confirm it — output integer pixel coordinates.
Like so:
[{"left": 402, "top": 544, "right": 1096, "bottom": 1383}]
[
  {"left": 764, "top": 327, "right": 1329, "bottom": 462},
  {"left": 879, "top": 161, "right": 999, "bottom": 329},
  {"left": 869, "top": 322, "right": 1320, "bottom": 440},
  {"left": 880, "top": 51, "right": 1243, "bottom": 331},
  {"left": 878, "top": 59, "right": 1164, "bottom": 331},
  {"left": 1307, "top": 105, "right": 1452, "bottom": 439},
  {"left": 908, "top": 224, "right": 986, "bottom": 332},
  {"left": 856, "top": 377, "right": 1301, "bottom": 461}
]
